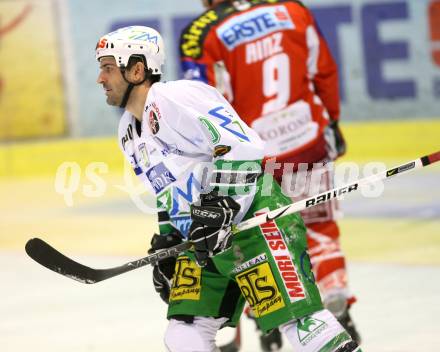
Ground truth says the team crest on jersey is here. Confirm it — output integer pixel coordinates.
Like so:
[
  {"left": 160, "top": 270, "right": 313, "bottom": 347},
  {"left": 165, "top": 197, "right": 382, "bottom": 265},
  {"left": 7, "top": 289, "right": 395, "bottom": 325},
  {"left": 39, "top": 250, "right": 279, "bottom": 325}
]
[
  {"left": 213, "top": 145, "right": 231, "bottom": 157},
  {"left": 149, "top": 110, "right": 160, "bottom": 134}
]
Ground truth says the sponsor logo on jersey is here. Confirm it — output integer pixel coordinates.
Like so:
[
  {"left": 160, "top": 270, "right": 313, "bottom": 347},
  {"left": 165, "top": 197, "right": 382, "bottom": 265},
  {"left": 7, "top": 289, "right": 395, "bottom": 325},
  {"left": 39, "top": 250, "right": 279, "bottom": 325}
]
[
  {"left": 297, "top": 316, "right": 328, "bottom": 346},
  {"left": 213, "top": 145, "right": 231, "bottom": 157},
  {"left": 156, "top": 172, "right": 205, "bottom": 237},
  {"left": 232, "top": 253, "right": 267, "bottom": 274},
  {"left": 161, "top": 145, "right": 183, "bottom": 157},
  {"left": 146, "top": 162, "right": 176, "bottom": 194},
  {"left": 208, "top": 106, "right": 250, "bottom": 142},
  {"left": 137, "top": 143, "right": 150, "bottom": 168},
  {"left": 253, "top": 101, "right": 315, "bottom": 146},
  {"left": 156, "top": 190, "right": 192, "bottom": 238},
  {"left": 255, "top": 209, "right": 306, "bottom": 302},
  {"left": 129, "top": 153, "right": 143, "bottom": 176},
  {"left": 121, "top": 124, "right": 134, "bottom": 150},
  {"left": 157, "top": 188, "right": 172, "bottom": 211},
  {"left": 232, "top": 243, "right": 245, "bottom": 267},
  {"left": 170, "top": 215, "right": 192, "bottom": 236},
  {"left": 170, "top": 256, "right": 202, "bottom": 301},
  {"left": 149, "top": 110, "right": 160, "bottom": 134},
  {"left": 180, "top": 10, "right": 218, "bottom": 58},
  {"left": 199, "top": 116, "right": 221, "bottom": 144},
  {"left": 236, "top": 261, "right": 285, "bottom": 317},
  {"left": 216, "top": 5, "right": 294, "bottom": 50},
  {"left": 153, "top": 137, "right": 184, "bottom": 157}
]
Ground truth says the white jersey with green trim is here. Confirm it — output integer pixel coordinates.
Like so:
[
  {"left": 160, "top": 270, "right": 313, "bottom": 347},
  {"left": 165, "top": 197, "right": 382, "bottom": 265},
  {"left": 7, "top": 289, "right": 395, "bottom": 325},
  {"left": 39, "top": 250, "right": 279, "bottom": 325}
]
[{"left": 118, "top": 80, "right": 265, "bottom": 237}]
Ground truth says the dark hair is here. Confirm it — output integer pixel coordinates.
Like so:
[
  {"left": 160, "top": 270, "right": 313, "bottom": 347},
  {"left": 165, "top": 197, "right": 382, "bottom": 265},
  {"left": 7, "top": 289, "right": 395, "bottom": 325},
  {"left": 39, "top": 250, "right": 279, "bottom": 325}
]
[{"left": 126, "top": 55, "right": 161, "bottom": 85}]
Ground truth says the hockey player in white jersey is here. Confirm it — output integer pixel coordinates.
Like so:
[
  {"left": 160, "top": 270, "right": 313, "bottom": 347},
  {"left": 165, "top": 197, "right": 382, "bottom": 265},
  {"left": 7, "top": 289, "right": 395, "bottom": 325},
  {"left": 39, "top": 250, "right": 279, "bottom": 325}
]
[{"left": 95, "top": 25, "right": 361, "bottom": 352}]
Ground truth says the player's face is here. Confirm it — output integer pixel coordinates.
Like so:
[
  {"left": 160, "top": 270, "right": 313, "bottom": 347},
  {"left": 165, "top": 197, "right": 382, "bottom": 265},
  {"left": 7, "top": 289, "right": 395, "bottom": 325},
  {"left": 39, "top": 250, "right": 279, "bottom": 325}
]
[{"left": 97, "top": 57, "right": 128, "bottom": 106}]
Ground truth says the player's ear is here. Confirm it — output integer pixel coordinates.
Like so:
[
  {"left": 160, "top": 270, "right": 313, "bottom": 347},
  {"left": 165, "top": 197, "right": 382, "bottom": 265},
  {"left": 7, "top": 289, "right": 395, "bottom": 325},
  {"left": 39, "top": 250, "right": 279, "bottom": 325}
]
[
  {"left": 134, "top": 61, "right": 145, "bottom": 82},
  {"left": 127, "top": 61, "right": 145, "bottom": 83}
]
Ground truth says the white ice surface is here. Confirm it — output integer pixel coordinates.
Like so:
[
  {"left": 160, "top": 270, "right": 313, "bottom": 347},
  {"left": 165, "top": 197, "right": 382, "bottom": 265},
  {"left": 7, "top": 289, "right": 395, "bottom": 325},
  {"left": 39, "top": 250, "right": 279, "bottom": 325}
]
[{"left": 1, "top": 252, "right": 440, "bottom": 352}]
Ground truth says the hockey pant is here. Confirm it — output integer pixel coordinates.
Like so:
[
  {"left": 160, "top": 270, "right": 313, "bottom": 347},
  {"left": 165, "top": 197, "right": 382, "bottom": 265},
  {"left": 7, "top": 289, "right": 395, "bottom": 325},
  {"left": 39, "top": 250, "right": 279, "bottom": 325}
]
[{"left": 276, "top": 161, "right": 356, "bottom": 317}]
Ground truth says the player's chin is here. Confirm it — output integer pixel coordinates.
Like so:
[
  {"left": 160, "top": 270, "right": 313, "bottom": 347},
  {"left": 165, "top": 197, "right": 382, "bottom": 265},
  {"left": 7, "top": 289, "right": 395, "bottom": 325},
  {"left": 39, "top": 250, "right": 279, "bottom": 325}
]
[{"left": 106, "top": 95, "right": 119, "bottom": 107}]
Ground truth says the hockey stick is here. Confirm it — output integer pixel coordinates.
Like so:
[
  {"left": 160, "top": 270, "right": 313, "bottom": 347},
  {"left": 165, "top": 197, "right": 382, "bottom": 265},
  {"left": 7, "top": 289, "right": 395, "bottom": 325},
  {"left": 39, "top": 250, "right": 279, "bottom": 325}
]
[
  {"left": 25, "top": 239, "right": 191, "bottom": 284},
  {"left": 235, "top": 150, "right": 440, "bottom": 233},
  {"left": 26, "top": 151, "right": 440, "bottom": 284}
]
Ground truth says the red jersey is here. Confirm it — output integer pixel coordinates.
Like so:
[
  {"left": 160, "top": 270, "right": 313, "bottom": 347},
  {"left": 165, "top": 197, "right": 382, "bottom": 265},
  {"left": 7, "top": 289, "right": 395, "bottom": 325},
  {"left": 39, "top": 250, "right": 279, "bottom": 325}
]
[{"left": 180, "top": 0, "right": 341, "bottom": 164}]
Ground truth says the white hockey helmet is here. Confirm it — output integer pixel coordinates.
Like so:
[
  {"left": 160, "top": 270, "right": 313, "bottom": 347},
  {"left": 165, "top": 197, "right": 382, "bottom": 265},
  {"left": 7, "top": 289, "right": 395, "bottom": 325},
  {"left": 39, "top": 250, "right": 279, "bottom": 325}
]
[{"left": 95, "top": 26, "right": 165, "bottom": 74}]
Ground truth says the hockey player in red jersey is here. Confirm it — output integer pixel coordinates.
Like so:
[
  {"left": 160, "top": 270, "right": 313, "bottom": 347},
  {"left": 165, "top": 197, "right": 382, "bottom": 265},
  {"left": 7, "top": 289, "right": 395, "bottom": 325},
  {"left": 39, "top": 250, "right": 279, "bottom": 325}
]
[{"left": 180, "top": 1, "right": 360, "bottom": 350}]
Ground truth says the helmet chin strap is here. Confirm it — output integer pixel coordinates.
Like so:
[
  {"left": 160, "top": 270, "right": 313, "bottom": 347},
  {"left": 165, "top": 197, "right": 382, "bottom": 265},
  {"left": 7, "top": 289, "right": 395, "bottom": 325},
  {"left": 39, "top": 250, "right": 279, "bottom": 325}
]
[
  {"left": 119, "top": 82, "right": 135, "bottom": 109},
  {"left": 119, "top": 68, "right": 148, "bottom": 109}
]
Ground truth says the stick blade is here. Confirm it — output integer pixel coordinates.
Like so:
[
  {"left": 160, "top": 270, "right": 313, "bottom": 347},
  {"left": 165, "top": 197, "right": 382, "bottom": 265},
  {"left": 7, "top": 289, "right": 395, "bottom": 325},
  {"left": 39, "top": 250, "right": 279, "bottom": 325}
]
[{"left": 25, "top": 238, "right": 101, "bottom": 284}]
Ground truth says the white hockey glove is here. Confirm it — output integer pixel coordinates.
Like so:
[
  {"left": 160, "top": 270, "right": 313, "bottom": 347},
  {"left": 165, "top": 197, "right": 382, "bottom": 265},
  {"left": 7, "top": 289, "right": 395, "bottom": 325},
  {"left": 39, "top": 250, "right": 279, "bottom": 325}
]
[
  {"left": 148, "top": 231, "right": 184, "bottom": 303},
  {"left": 189, "top": 193, "right": 240, "bottom": 267},
  {"left": 324, "top": 120, "right": 346, "bottom": 159}
]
